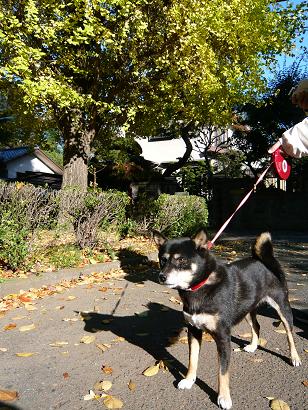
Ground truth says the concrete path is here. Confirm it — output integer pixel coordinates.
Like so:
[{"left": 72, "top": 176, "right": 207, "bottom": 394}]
[{"left": 0, "top": 237, "right": 307, "bottom": 410}]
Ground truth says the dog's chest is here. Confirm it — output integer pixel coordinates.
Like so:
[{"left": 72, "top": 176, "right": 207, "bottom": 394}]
[{"left": 183, "top": 311, "right": 218, "bottom": 332}]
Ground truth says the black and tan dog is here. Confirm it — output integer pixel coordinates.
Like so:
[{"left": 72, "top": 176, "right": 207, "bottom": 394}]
[{"left": 153, "top": 229, "right": 301, "bottom": 409}]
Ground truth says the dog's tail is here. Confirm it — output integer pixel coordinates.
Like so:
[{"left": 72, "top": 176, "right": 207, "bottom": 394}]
[{"left": 252, "top": 232, "right": 286, "bottom": 283}]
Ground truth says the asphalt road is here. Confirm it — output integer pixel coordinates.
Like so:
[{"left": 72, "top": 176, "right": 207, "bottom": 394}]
[{"left": 0, "top": 237, "right": 307, "bottom": 410}]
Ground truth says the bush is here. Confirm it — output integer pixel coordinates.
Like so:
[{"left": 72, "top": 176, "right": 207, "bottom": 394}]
[
  {"left": 152, "top": 194, "right": 208, "bottom": 237},
  {"left": 130, "top": 193, "right": 208, "bottom": 237},
  {"left": 0, "top": 210, "right": 29, "bottom": 270},
  {"left": 59, "top": 188, "right": 130, "bottom": 249},
  {"left": 0, "top": 181, "right": 58, "bottom": 269}
]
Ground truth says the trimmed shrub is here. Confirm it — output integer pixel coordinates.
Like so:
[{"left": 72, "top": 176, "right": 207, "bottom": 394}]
[
  {"left": 130, "top": 193, "right": 208, "bottom": 237},
  {"left": 0, "top": 210, "right": 29, "bottom": 270},
  {"left": 59, "top": 188, "right": 130, "bottom": 249},
  {"left": 0, "top": 181, "right": 58, "bottom": 269}
]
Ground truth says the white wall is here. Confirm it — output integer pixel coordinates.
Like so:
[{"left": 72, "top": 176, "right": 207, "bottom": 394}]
[
  {"left": 7, "top": 154, "right": 55, "bottom": 179},
  {"left": 137, "top": 137, "right": 203, "bottom": 164}
]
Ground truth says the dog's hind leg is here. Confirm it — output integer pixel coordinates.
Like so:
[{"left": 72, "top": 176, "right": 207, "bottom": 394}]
[
  {"left": 265, "top": 295, "right": 301, "bottom": 367},
  {"left": 243, "top": 311, "right": 260, "bottom": 353},
  {"left": 177, "top": 325, "right": 202, "bottom": 390},
  {"left": 214, "top": 332, "right": 232, "bottom": 410}
]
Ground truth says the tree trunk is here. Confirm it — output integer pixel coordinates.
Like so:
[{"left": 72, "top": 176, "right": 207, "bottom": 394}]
[
  {"left": 61, "top": 122, "right": 95, "bottom": 191},
  {"left": 163, "top": 124, "right": 193, "bottom": 178},
  {"left": 62, "top": 145, "right": 89, "bottom": 190}
]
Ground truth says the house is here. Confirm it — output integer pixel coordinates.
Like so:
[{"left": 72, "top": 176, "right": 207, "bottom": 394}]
[
  {"left": 0, "top": 146, "right": 63, "bottom": 189},
  {"left": 137, "top": 128, "right": 232, "bottom": 169}
]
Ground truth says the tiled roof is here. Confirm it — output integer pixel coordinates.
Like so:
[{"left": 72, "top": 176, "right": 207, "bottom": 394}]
[{"left": 0, "top": 147, "right": 30, "bottom": 162}]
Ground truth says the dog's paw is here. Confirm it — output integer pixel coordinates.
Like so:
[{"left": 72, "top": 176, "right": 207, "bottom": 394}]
[
  {"left": 243, "top": 344, "right": 257, "bottom": 353},
  {"left": 217, "top": 395, "right": 232, "bottom": 409},
  {"left": 291, "top": 357, "right": 302, "bottom": 367},
  {"left": 177, "top": 378, "right": 195, "bottom": 390}
]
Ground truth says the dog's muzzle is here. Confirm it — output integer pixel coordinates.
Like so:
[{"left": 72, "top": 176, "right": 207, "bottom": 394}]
[{"left": 158, "top": 273, "right": 167, "bottom": 283}]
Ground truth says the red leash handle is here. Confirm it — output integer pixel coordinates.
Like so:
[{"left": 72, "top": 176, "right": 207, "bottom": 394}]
[{"left": 208, "top": 162, "right": 273, "bottom": 249}]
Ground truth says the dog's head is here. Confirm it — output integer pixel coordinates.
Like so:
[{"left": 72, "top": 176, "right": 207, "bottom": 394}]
[{"left": 153, "top": 229, "right": 216, "bottom": 290}]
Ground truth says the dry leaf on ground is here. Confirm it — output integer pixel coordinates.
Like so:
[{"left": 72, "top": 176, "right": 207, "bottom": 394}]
[
  {"left": 128, "top": 380, "right": 136, "bottom": 391},
  {"left": 103, "top": 395, "right": 123, "bottom": 409},
  {"left": 16, "top": 352, "right": 35, "bottom": 357},
  {"left": 49, "top": 341, "right": 69, "bottom": 347},
  {"left": 67, "top": 295, "right": 77, "bottom": 301},
  {"left": 83, "top": 390, "right": 96, "bottom": 401},
  {"left": 259, "top": 338, "right": 267, "bottom": 347},
  {"left": 19, "top": 323, "right": 35, "bottom": 332},
  {"left": 270, "top": 399, "right": 290, "bottom": 410},
  {"left": 63, "top": 372, "right": 70, "bottom": 379},
  {"left": 169, "top": 296, "right": 182, "bottom": 305},
  {"left": 4, "top": 323, "right": 17, "bottom": 331},
  {"left": 94, "top": 380, "right": 112, "bottom": 391},
  {"left": 96, "top": 343, "right": 111, "bottom": 352},
  {"left": 302, "top": 380, "right": 308, "bottom": 387},
  {"left": 80, "top": 335, "right": 96, "bottom": 344},
  {"left": 142, "top": 364, "right": 159, "bottom": 377},
  {"left": 0, "top": 389, "right": 18, "bottom": 401},
  {"left": 102, "top": 365, "right": 113, "bottom": 375}
]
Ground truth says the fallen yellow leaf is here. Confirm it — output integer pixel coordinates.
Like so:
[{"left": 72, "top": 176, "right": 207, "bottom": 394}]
[
  {"left": 270, "top": 399, "right": 290, "bottom": 410},
  {"left": 102, "top": 365, "right": 113, "bottom": 375},
  {"left": 142, "top": 364, "right": 159, "bottom": 377},
  {"left": 19, "top": 323, "right": 35, "bottom": 332},
  {"left": 96, "top": 343, "right": 111, "bottom": 352},
  {"left": 67, "top": 295, "right": 77, "bottom": 301},
  {"left": 4, "top": 323, "right": 16, "bottom": 331},
  {"left": 80, "top": 335, "right": 96, "bottom": 344},
  {"left": 259, "top": 338, "right": 267, "bottom": 347},
  {"left": 94, "top": 380, "right": 112, "bottom": 391},
  {"left": 128, "top": 380, "right": 136, "bottom": 391},
  {"left": 49, "top": 341, "right": 69, "bottom": 347},
  {"left": 16, "top": 352, "right": 36, "bottom": 357},
  {"left": 83, "top": 390, "right": 96, "bottom": 401},
  {"left": 103, "top": 395, "right": 123, "bottom": 409}
]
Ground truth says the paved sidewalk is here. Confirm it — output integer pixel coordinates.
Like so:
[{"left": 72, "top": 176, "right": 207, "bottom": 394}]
[{"left": 0, "top": 238, "right": 307, "bottom": 410}]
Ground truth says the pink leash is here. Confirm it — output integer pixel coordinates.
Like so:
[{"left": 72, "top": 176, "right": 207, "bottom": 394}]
[{"left": 207, "top": 162, "right": 273, "bottom": 249}]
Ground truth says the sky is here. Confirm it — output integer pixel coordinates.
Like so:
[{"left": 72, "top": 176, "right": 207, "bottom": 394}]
[{"left": 265, "top": 0, "right": 308, "bottom": 79}]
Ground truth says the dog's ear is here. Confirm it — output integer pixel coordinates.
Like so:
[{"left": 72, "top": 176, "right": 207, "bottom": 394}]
[
  {"left": 192, "top": 228, "right": 208, "bottom": 249},
  {"left": 152, "top": 230, "right": 167, "bottom": 249}
]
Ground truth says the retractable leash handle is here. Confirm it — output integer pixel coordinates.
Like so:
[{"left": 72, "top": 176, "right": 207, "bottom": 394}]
[
  {"left": 207, "top": 148, "right": 291, "bottom": 250},
  {"left": 272, "top": 147, "right": 291, "bottom": 180}
]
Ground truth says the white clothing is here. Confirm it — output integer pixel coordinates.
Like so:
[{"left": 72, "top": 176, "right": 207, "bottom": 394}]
[{"left": 280, "top": 118, "right": 308, "bottom": 158}]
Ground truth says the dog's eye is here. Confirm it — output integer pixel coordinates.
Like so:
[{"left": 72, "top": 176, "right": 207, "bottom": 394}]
[
  {"left": 160, "top": 256, "right": 167, "bottom": 265},
  {"left": 177, "top": 257, "right": 187, "bottom": 264}
]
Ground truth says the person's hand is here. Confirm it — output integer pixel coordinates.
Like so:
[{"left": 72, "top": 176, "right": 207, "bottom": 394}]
[{"left": 268, "top": 140, "right": 282, "bottom": 154}]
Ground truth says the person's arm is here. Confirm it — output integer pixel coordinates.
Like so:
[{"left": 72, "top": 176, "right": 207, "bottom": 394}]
[{"left": 268, "top": 79, "right": 308, "bottom": 157}]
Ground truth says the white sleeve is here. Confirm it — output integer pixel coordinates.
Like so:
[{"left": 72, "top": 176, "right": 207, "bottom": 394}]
[{"left": 280, "top": 118, "right": 308, "bottom": 158}]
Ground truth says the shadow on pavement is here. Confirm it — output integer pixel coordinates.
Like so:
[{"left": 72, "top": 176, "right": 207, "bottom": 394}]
[
  {"left": 79, "top": 302, "right": 217, "bottom": 405},
  {"left": 0, "top": 402, "right": 22, "bottom": 410},
  {"left": 116, "top": 249, "right": 159, "bottom": 284},
  {"left": 256, "top": 305, "right": 308, "bottom": 341}
]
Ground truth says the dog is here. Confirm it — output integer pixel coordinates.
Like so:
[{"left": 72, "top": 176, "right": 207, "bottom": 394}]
[{"left": 153, "top": 229, "right": 301, "bottom": 409}]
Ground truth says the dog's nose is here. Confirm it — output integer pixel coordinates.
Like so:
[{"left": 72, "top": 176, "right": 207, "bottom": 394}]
[{"left": 159, "top": 273, "right": 167, "bottom": 283}]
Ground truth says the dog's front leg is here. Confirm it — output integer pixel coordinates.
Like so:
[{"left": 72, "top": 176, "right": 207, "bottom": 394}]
[
  {"left": 215, "top": 332, "right": 232, "bottom": 410},
  {"left": 177, "top": 325, "right": 202, "bottom": 390}
]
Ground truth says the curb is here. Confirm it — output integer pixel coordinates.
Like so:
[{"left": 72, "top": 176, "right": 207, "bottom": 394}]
[{"left": 0, "top": 252, "right": 158, "bottom": 299}]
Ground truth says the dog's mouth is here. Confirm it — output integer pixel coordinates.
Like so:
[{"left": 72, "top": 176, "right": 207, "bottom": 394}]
[{"left": 158, "top": 273, "right": 190, "bottom": 290}]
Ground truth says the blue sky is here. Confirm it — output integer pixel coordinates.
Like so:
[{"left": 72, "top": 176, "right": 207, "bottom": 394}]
[{"left": 265, "top": 0, "right": 307, "bottom": 79}]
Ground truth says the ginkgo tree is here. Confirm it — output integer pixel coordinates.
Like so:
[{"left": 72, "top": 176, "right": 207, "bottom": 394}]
[{"left": 0, "top": 0, "right": 305, "bottom": 189}]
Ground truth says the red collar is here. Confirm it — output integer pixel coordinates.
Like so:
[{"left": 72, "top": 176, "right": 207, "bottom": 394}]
[{"left": 188, "top": 276, "right": 209, "bottom": 292}]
